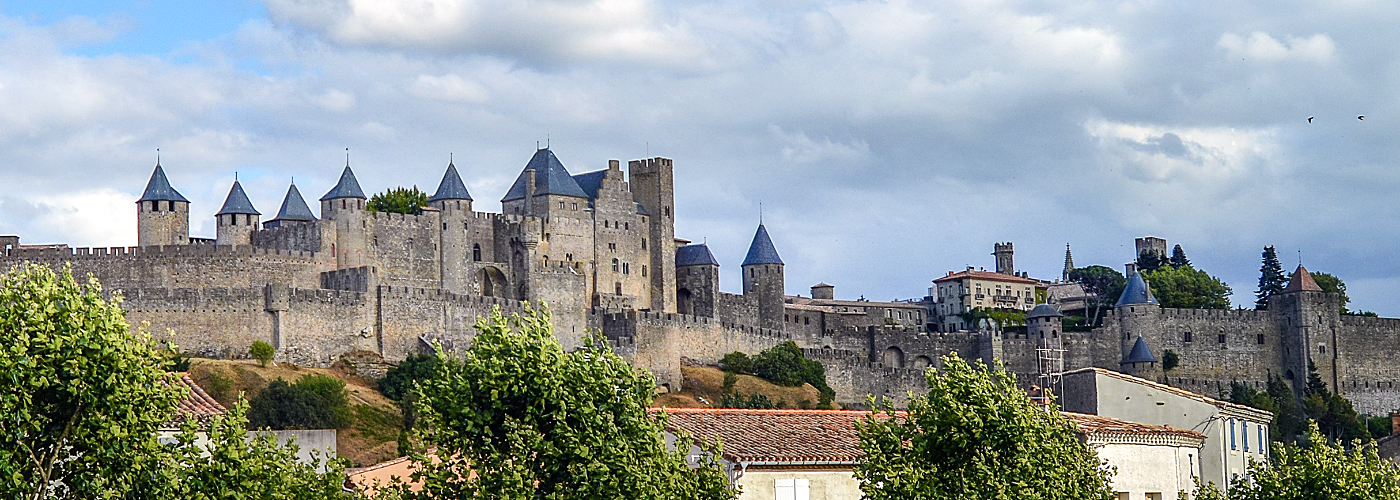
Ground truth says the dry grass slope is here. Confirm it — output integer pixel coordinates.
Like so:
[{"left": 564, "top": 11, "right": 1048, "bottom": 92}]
[{"left": 653, "top": 366, "right": 822, "bottom": 409}]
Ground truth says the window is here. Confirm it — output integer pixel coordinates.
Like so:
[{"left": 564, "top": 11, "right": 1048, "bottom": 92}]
[
  {"left": 664, "top": 207, "right": 670, "bottom": 217},
  {"left": 571, "top": 203, "right": 578, "bottom": 210},
  {"left": 1229, "top": 418, "right": 1237, "bottom": 450},
  {"left": 472, "top": 244, "right": 481, "bottom": 261},
  {"left": 1319, "top": 344, "right": 1326, "bottom": 354},
  {"left": 1218, "top": 334, "right": 1227, "bottom": 344},
  {"left": 1184, "top": 331, "right": 1193, "bottom": 342},
  {"left": 641, "top": 265, "right": 647, "bottom": 277},
  {"left": 609, "top": 242, "right": 616, "bottom": 251},
  {"left": 641, "top": 238, "right": 647, "bottom": 249},
  {"left": 558, "top": 201, "right": 565, "bottom": 209},
  {"left": 170, "top": 200, "right": 177, "bottom": 211},
  {"left": 1189, "top": 454, "right": 1196, "bottom": 478},
  {"left": 612, "top": 258, "right": 619, "bottom": 272},
  {"left": 566, "top": 253, "right": 573, "bottom": 261},
  {"left": 442, "top": 222, "right": 447, "bottom": 230},
  {"left": 623, "top": 263, "right": 630, "bottom": 274},
  {"left": 804, "top": 317, "right": 809, "bottom": 325},
  {"left": 1243, "top": 421, "right": 1249, "bottom": 451},
  {"left": 624, "top": 222, "right": 629, "bottom": 230},
  {"left": 1259, "top": 426, "right": 1266, "bottom": 455},
  {"left": 774, "top": 478, "right": 809, "bottom": 500},
  {"left": 1257, "top": 334, "right": 1266, "bottom": 345},
  {"left": 615, "top": 282, "right": 622, "bottom": 295},
  {"left": 604, "top": 220, "right": 610, "bottom": 228}
]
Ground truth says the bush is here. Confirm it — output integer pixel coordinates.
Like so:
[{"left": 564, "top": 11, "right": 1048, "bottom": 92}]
[
  {"left": 378, "top": 354, "right": 441, "bottom": 402},
  {"left": 720, "top": 351, "right": 752, "bottom": 374},
  {"left": 749, "top": 341, "right": 837, "bottom": 409},
  {"left": 250, "top": 341, "right": 275, "bottom": 367},
  {"left": 722, "top": 371, "right": 738, "bottom": 393},
  {"left": 721, "top": 391, "right": 777, "bottom": 409},
  {"left": 248, "top": 374, "right": 354, "bottom": 429},
  {"left": 368, "top": 186, "right": 429, "bottom": 215},
  {"left": 1162, "top": 349, "right": 1179, "bottom": 372}
]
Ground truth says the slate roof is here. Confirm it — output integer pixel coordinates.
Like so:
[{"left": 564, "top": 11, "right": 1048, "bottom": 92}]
[
  {"left": 932, "top": 269, "right": 1041, "bottom": 285},
  {"left": 430, "top": 162, "right": 473, "bottom": 201},
  {"left": 676, "top": 244, "right": 720, "bottom": 267},
  {"left": 1116, "top": 272, "right": 1159, "bottom": 307},
  {"left": 216, "top": 181, "right": 260, "bottom": 215},
  {"left": 742, "top": 224, "right": 783, "bottom": 266},
  {"left": 1283, "top": 265, "right": 1323, "bottom": 293},
  {"left": 659, "top": 408, "right": 900, "bottom": 464},
  {"left": 164, "top": 372, "right": 228, "bottom": 429},
  {"left": 1124, "top": 335, "right": 1157, "bottom": 363},
  {"left": 501, "top": 148, "right": 589, "bottom": 202},
  {"left": 138, "top": 164, "right": 189, "bottom": 202},
  {"left": 1026, "top": 303, "right": 1063, "bottom": 319},
  {"left": 1063, "top": 412, "right": 1207, "bottom": 442},
  {"left": 273, "top": 184, "right": 317, "bottom": 222},
  {"left": 321, "top": 166, "right": 367, "bottom": 201},
  {"left": 571, "top": 169, "right": 607, "bottom": 199}
]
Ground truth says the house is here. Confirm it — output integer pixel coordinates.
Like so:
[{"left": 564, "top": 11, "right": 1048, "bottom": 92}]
[
  {"left": 1061, "top": 367, "right": 1272, "bottom": 491},
  {"left": 158, "top": 372, "right": 229, "bottom": 449},
  {"left": 1064, "top": 412, "right": 1207, "bottom": 500},
  {"left": 932, "top": 268, "right": 1046, "bottom": 331}
]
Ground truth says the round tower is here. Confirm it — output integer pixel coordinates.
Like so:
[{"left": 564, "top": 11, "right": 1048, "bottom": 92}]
[
  {"left": 430, "top": 159, "right": 474, "bottom": 293},
  {"left": 741, "top": 223, "right": 785, "bottom": 331},
  {"left": 1026, "top": 303, "right": 1063, "bottom": 343},
  {"left": 136, "top": 162, "right": 190, "bottom": 247},
  {"left": 320, "top": 164, "right": 368, "bottom": 268},
  {"left": 1115, "top": 271, "right": 1163, "bottom": 380},
  {"left": 676, "top": 243, "right": 720, "bottom": 317},
  {"left": 215, "top": 180, "right": 260, "bottom": 246}
]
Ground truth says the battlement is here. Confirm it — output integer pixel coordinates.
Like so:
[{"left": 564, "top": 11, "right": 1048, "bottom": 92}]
[
  {"left": 366, "top": 210, "right": 438, "bottom": 225},
  {"left": 376, "top": 284, "right": 527, "bottom": 311},
  {"left": 2, "top": 244, "right": 318, "bottom": 262},
  {"left": 1341, "top": 315, "right": 1400, "bottom": 328}
]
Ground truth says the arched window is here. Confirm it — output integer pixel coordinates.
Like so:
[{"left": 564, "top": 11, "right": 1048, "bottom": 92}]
[
  {"left": 472, "top": 244, "right": 481, "bottom": 261},
  {"left": 612, "top": 258, "right": 619, "bottom": 272}
]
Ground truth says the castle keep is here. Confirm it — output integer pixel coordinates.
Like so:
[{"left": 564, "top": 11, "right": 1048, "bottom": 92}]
[{"left": 7, "top": 149, "right": 1400, "bottom": 412}]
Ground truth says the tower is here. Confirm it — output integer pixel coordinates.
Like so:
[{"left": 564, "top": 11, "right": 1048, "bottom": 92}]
[
  {"left": 136, "top": 162, "right": 190, "bottom": 247},
  {"left": 993, "top": 242, "right": 1014, "bottom": 275},
  {"left": 1275, "top": 265, "right": 1340, "bottom": 397},
  {"left": 1063, "top": 244, "right": 1075, "bottom": 281},
  {"left": 263, "top": 183, "right": 317, "bottom": 229},
  {"left": 431, "top": 160, "right": 474, "bottom": 293},
  {"left": 742, "top": 223, "right": 785, "bottom": 331},
  {"left": 500, "top": 148, "right": 589, "bottom": 218},
  {"left": 1115, "top": 271, "right": 1162, "bottom": 381},
  {"left": 321, "top": 164, "right": 368, "bottom": 268},
  {"left": 215, "top": 180, "right": 260, "bottom": 246},
  {"left": 675, "top": 243, "right": 719, "bottom": 317},
  {"left": 629, "top": 157, "right": 677, "bottom": 313},
  {"left": 1027, "top": 303, "right": 1065, "bottom": 396}
]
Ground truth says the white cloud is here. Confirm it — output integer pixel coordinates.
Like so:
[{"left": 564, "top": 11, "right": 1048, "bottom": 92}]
[
  {"left": 769, "top": 125, "right": 869, "bottom": 165},
  {"left": 409, "top": 74, "right": 489, "bottom": 103},
  {"left": 1218, "top": 32, "right": 1335, "bottom": 62},
  {"left": 0, "top": 189, "right": 134, "bottom": 247},
  {"left": 315, "top": 88, "right": 357, "bottom": 111}
]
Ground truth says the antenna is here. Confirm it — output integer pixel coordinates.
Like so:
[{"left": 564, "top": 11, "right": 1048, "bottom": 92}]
[
  {"left": 156, "top": 148, "right": 160, "bottom": 166},
  {"left": 759, "top": 201, "right": 763, "bottom": 224},
  {"left": 346, "top": 147, "right": 350, "bottom": 166}
]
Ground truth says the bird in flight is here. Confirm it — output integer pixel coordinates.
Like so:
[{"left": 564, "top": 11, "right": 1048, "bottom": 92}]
[
  {"left": 1358, "top": 115, "right": 1365, "bottom": 120},
  {"left": 1307, "top": 116, "right": 1314, "bottom": 123}
]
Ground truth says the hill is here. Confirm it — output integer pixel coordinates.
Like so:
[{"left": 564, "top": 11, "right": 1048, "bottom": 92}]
[{"left": 653, "top": 366, "right": 824, "bottom": 409}]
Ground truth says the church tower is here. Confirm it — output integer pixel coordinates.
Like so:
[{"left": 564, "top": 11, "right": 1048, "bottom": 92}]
[
  {"left": 431, "top": 159, "right": 474, "bottom": 293},
  {"left": 215, "top": 180, "right": 260, "bottom": 246},
  {"left": 136, "top": 162, "right": 190, "bottom": 247},
  {"left": 742, "top": 223, "right": 785, "bottom": 331}
]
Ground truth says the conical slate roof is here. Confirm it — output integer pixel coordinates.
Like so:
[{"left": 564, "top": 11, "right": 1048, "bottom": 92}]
[
  {"left": 742, "top": 224, "right": 783, "bottom": 266},
  {"left": 321, "top": 166, "right": 366, "bottom": 201},
  {"left": 1283, "top": 265, "right": 1323, "bottom": 293},
  {"left": 274, "top": 184, "right": 317, "bottom": 222},
  {"left": 1026, "top": 303, "right": 1063, "bottom": 319},
  {"left": 138, "top": 164, "right": 189, "bottom": 202},
  {"left": 430, "top": 162, "right": 473, "bottom": 201},
  {"left": 216, "top": 181, "right": 260, "bottom": 215},
  {"left": 1124, "top": 335, "right": 1157, "bottom": 363},
  {"left": 1116, "top": 272, "right": 1159, "bottom": 307},
  {"left": 500, "top": 148, "right": 588, "bottom": 202},
  {"left": 676, "top": 244, "right": 720, "bottom": 267}
]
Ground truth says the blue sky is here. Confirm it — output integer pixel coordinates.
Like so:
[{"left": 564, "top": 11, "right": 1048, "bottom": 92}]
[{"left": 0, "top": 0, "right": 1398, "bottom": 315}]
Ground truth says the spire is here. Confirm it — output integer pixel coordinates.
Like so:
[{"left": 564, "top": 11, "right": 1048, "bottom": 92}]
[
  {"left": 430, "top": 160, "right": 473, "bottom": 201},
  {"left": 1283, "top": 265, "right": 1324, "bottom": 292},
  {"left": 1124, "top": 335, "right": 1157, "bottom": 363},
  {"left": 320, "top": 165, "right": 366, "bottom": 201},
  {"left": 1063, "top": 244, "right": 1075, "bottom": 281},
  {"left": 500, "top": 148, "right": 588, "bottom": 202},
  {"left": 216, "top": 181, "right": 260, "bottom": 215},
  {"left": 138, "top": 163, "right": 189, "bottom": 202},
  {"left": 1115, "top": 271, "right": 1159, "bottom": 307},
  {"left": 273, "top": 183, "right": 317, "bottom": 222},
  {"left": 742, "top": 224, "right": 783, "bottom": 266}
]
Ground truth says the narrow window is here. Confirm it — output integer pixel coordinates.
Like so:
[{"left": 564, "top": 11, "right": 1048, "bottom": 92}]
[
  {"left": 1229, "top": 419, "right": 1237, "bottom": 450},
  {"left": 625, "top": 222, "right": 629, "bottom": 231},
  {"left": 642, "top": 265, "right": 647, "bottom": 277},
  {"left": 623, "top": 263, "right": 629, "bottom": 274},
  {"left": 559, "top": 201, "right": 565, "bottom": 209},
  {"left": 341, "top": 200, "right": 346, "bottom": 209},
  {"left": 1218, "top": 334, "right": 1226, "bottom": 344},
  {"left": 1257, "top": 334, "right": 1265, "bottom": 345},
  {"left": 1242, "top": 421, "right": 1249, "bottom": 452},
  {"left": 472, "top": 244, "right": 481, "bottom": 261},
  {"left": 1319, "top": 344, "right": 1326, "bottom": 354},
  {"left": 612, "top": 258, "right": 619, "bottom": 272},
  {"left": 642, "top": 238, "right": 647, "bottom": 249},
  {"left": 615, "top": 282, "right": 622, "bottom": 295},
  {"left": 804, "top": 317, "right": 809, "bottom": 325},
  {"left": 1184, "top": 331, "right": 1193, "bottom": 342},
  {"left": 566, "top": 253, "right": 573, "bottom": 261},
  {"left": 169, "top": 200, "right": 176, "bottom": 211},
  {"left": 664, "top": 207, "right": 670, "bottom": 217},
  {"left": 456, "top": 201, "right": 461, "bottom": 210}
]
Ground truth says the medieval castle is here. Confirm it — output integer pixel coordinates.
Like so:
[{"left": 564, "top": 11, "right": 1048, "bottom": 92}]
[{"left": 3, "top": 148, "right": 1400, "bottom": 412}]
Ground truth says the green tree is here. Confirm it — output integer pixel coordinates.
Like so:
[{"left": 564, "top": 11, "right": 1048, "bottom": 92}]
[
  {"left": 368, "top": 186, "right": 429, "bottom": 215},
  {"left": 395, "top": 305, "right": 732, "bottom": 499},
  {"left": 1205, "top": 421, "right": 1400, "bottom": 500},
  {"left": 1162, "top": 349, "right": 1179, "bottom": 372},
  {"left": 1302, "top": 362, "right": 1368, "bottom": 443},
  {"left": 719, "top": 351, "right": 753, "bottom": 374},
  {"left": 1069, "top": 265, "right": 1127, "bottom": 326},
  {"left": 855, "top": 354, "right": 1115, "bottom": 500},
  {"left": 1144, "top": 265, "right": 1232, "bottom": 309},
  {"left": 0, "top": 263, "right": 187, "bottom": 499},
  {"left": 1256, "top": 246, "right": 1286, "bottom": 310},
  {"left": 1265, "top": 374, "right": 1305, "bottom": 444},
  {"left": 1136, "top": 250, "right": 1168, "bottom": 273},
  {"left": 1169, "top": 244, "right": 1191, "bottom": 268},
  {"left": 1307, "top": 271, "right": 1352, "bottom": 315},
  {"left": 248, "top": 375, "right": 354, "bottom": 430},
  {"left": 378, "top": 354, "right": 441, "bottom": 402},
  {"left": 751, "top": 340, "right": 835, "bottom": 407},
  {"left": 250, "top": 340, "right": 275, "bottom": 367}
]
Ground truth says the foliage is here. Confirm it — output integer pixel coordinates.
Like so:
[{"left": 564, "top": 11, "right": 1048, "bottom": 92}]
[
  {"left": 957, "top": 307, "right": 1025, "bottom": 329},
  {"left": 250, "top": 340, "right": 275, "bottom": 367},
  {"left": 1136, "top": 250, "right": 1168, "bottom": 273},
  {"left": 1211, "top": 422, "right": 1400, "bottom": 500},
  {"left": 722, "top": 371, "right": 738, "bottom": 393},
  {"left": 1069, "top": 265, "right": 1127, "bottom": 327},
  {"left": 0, "top": 263, "right": 188, "bottom": 499},
  {"left": 721, "top": 390, "right": 780, "bottom": 409},
  {"left": 248, "top": 374, "right": 355, "bottom": 430},
  {"left": 368, "top": 186, "right": 429, "bottom": 215},
  {"left": 1162, "top": 349, "right": 1179, "bottom": 372},
  {"left": 391, "top": 305, "right": 732, "bottom": 500},
  {"left": 1305, "top": 271, "right": 1355, "bottom": 316},
  {"left": 1143, "top": 265, "right": 1232, "bottom": 309},
  {"left": 378, "top": 354, "right": 441, "bottom": 402},
  {"left": 719, "top": 351, "right": 752, "bottom": 374},
  {"left": 854, "top": 354, "right": 1115, "bottom": 500},
  {"left": 751, "top": 340, "right": 836, "bottom": 406},
  {"left": 1256, "top": 246, "right": 1287, "bottom": 310},
  {"left": 1301, "top": 361, "right": 1368, "bottom": 443},
  {"left": 165, "top": 346, "right": 192, "bottom": 372},
  {"left": 1265, "top": 374, "right": 1305, "bottom": 444},
  {"left": 1367, "top": 414, "right": 1393, "bottom": 440},
  {"left": 1169, "top": 244, "right": 1191, "bottom": 268}
]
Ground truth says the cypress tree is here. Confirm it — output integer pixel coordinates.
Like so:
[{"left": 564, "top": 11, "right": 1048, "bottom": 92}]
[
  {"left": 1169, "top": 244, "right": 1191, "bottom": 268},
  {"left": 1256, "top": 246, "right": 1286, "bottom": 310}
]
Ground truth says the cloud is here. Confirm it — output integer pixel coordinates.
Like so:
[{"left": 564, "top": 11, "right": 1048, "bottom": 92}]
[
  {"left": 409, "top": 74, "right": 489, "bottom": 103},
  {"left": 1217, "top": 32, "right": 1335, "bottom": 62},
  {"left": 0, "top": 190, "right": 134, "bottom": 247},
  {"left": 769, "top": 125, "right": 869, "bottom": 165}
]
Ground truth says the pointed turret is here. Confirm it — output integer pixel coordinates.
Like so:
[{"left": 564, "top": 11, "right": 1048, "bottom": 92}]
[
  {"left": 216, "top": 180, "right": 261, "bottom": 245},
  {"left": 138, "top": 163, "right": 189, "bottom": 202},
  {"left": 1063, "top": 244, "right": 1075, "bottom": 281},
  {"left": 321, "top": 165, "right": 366, "bottom": 201},
  {"left": 1124, "top": 335, "right": 1157, "bottom": 363},
  {"left": 264, "top": 183, "right": 317, "bottom": 229},
  {"left": 741, "top": 223, "right": 785, "bottom": 331},
  {"left": 1116, "top": 271, "right": 1159, "bottom": 307},
  {"left": 136, "top": 162, "right": 190, "bottom": 247},
  {"left": 741, "top": 224, "right": 784, "bottom": 266},
  {"left": 430, "top": 161, "right": 473, "bottom": 202},
  {"left": 500, "top": 148, "right": 588, "bottom": 202},
  {"left": 1283, "top": 265, "right": 1323, "bottom": 293}
]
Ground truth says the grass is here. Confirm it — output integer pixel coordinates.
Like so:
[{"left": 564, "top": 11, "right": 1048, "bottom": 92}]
[{"left": 653, "top": 366, "right": 823, "bottom": 409}]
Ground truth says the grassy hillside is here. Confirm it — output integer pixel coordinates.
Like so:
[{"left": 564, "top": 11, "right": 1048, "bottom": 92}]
[
  {"left": 653, "top": 366, "right": 823, "bottom": 409},
  {"left": 187, "top": 358, "right": 402, "bottom": 467}
]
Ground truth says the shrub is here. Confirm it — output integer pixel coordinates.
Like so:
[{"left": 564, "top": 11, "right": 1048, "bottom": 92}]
[
  {"left": 378, "top": 354, "right": 441, "bottom": 402},
  {"left": 721, "top": 391, "right": 777, "bottom": 409},
  {"left": 368, "top": 186, "right": 429, "bottom": 215},
  {"left": 722, "top": 371, "right": 738, "bottom": 393},
  {"left": 248, "top": 374, "right": 354, "bottom": 429},
  {"left": 250, "top": 341, "right": 275, "bottom": 367},
  {"left": 205, "top": 372, "right": 235, "bottom": 402},
  {"left": 1163, "top": 349, "right": 1179, "bottom": 372},
  {"left": 719, "top": 351, "right": 752, "bottom": 374}
]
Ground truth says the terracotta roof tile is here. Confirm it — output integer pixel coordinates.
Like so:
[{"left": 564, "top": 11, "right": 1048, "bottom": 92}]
[
  {"left": 933, "top": 270, "right": 1041, "bottom": 285},
  {"left": 657, "top": 408, "right": 898, "bottom": 464},
  {"left": 165, "top": 372, "right": 228, "bottom": 429},
  {"left": 1283, "top": 265, "right": 1323, "bottom": 292},
  {"left": 1063, "top": 412, "right": 1207, "bottom": 440}
]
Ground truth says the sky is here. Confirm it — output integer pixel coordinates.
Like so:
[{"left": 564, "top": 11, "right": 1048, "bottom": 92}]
[{"left": 0, "top": 0, "right": 1398, "bottom": 314}]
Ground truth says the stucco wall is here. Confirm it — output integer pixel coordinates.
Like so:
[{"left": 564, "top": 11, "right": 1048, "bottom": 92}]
[{"left": 736, "top": 469, "right": 861, "bottom": 500}]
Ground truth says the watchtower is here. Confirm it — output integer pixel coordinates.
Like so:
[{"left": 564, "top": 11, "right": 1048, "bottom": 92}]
[
  {"left": 1115, "top": 271, "right": 1163, "bottom": 381},
  {"left": 321, "top": 164, "right": 368, "bottom": 268},
  {"left": 430, "top": 160, "right": 473, "bottom": 293},
  {"left": 136, "top": 163, "right": 190, "bottom": 247},
  {"left": 993, "top": 242, "right": 1014, "bottom": 275},
  {"left": 675, "top": 243, "right": 719, "bottom": 317},
  {"left": 1274, "top": 265, "right": 1341, "bottom": 396},
  {"left": 742, "top": 223, "right": 785, "bottom": 331},
  {"left": 629, "top": 156, "right": 678, "bottom": 313},
  {"left": 215, "top": 180, "right": 260, "bottom": 246}
]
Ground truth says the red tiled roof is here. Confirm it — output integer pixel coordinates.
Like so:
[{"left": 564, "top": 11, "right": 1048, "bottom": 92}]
[
  {"left": 933, "top": 270, "right": 1041, "bottom": 285},
  {"left": 657, "top": 408, "right": 899, "bottom": 464},
  {"left": 165, "top": 372, "right": 228, "bottom": 429},
  {"left": 1063, "top": 412, "right": 1207, "bottom": 440},
  {"left": 1283, "top": 265, "right": 1323, "bottom": 292}
]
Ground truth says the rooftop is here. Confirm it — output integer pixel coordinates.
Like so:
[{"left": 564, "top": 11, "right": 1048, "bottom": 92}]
[
  {"left": 321, "top": 165, "right": 367, "bottom": 201},
  {"left": 932, "top": 269, "right": 1040, "bottom": 285},
  {"left": 216, "top": 181, "right": 260, "bottom": 216},
  {"left": 659, "top": 408, "right": 892, "bottom": 464},
  {"left": 1063, "top": 412, "right": 1207, "bottom": 442},
  {"left": 676, "top": 243, "right": 720, "bottom": 267},
  {"left": 138, "top": 164, "right": 189, "bottom": 203},
  {"left": 1283, "top": 265, "right": 1323, "bottom": 293},
  {"left": 164, "top": 372, "right": 228, "bottom": 429},
  {"left": 273, "top": 184, "right": 317, "bottom": 222},
  {"left": 741, "top": 224, "right": 783, "bottom": 266},
  {"left": 1064, "top": 367, "right": 1273, "bottom": 421},
  {"left": 501, "top": 148, "right": 589, "bottom": 201},
  {"left": 1115, "top": 271, "right": 1159, "bottom": 307},
  {"left": 430, "top": 162, "right": 473, "bottom": 201}
]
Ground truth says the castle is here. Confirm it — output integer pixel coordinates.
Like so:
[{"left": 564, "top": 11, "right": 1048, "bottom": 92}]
[{"left": 5, "top": 148, "right": 1400, "bottom": 412}]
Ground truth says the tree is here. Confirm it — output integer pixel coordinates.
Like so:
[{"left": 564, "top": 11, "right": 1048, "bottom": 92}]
[
  {"left": 1162, "top": 349, "right": 1179, "bottom": 372},
  {"left": 395, "top": 305, "right": 732, "bottom": 499},
  {"left": 250, "top": 340, "right": 275, "bottom": 367},
  {"left": 1302, "top": 362, "right": 1368, "bottom": 443},
  {"left": 0, "top": 263, "right": 186, "bottom": 499},
  {"left": 1256, "top": 246, "right": 1286, "bottom": 310},
  {"left": 378, "top": 354, "right": 441, "bottom": 402},
  {"left": 1144, "top": 265, "right": 1232, "bottom": 309},
  {"left": 368, "top": 186, "right": 429, "bottom": 215},
  {"left": 1069, "top": 266, "right": 1127, "bottom": 327},
  {"left": 1266, "top": 374, "right": 1305, "bottom": 444},
  {"left": 1308, "top": 271, "right": 1352, "bottom": 315},
  {"left": 751, "top": 340, "right": 835, "bottom": 407},
  {"left": 1169, "top": 244, "right": 1191, "bottom": 268},
  {"left": 248, "top": 375, "right": 354, "bottom": 430},
  {"left": 719, "top": 351, "right": 753, "bottom": 374},
  {"left": 1136, "top": 250, "right": 1168, "bottom": 273},
  {"left": 855, "top": 354, "right": 1115, "bottom": 500},
  {"left": 1206, "top": 421, "right": 1400, "bottom": 500}
]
